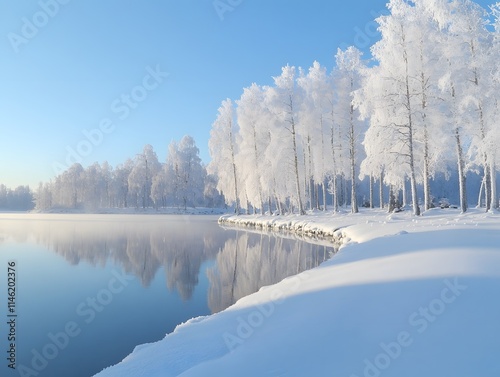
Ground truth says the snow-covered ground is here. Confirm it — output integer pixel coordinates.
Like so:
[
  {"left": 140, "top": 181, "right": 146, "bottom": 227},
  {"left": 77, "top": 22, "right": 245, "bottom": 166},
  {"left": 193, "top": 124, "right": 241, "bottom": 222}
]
[{"left": 95, "top": 208, "right": 500, "bottom": 377}]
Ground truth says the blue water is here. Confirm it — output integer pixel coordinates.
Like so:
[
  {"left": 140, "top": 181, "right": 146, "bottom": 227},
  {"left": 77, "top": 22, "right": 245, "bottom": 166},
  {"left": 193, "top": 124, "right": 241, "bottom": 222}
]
[{"left": 0, "top": 214, "right": 332, "bottom": 377}]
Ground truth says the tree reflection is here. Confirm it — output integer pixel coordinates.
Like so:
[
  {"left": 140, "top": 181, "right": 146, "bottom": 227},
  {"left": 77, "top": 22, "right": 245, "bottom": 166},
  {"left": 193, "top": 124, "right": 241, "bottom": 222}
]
[
  {"left": 207, "top": 231, "right": 331, "bottom": 313},
  {"left": 0, "top": 215, "right": 333, "bottom": 312}
]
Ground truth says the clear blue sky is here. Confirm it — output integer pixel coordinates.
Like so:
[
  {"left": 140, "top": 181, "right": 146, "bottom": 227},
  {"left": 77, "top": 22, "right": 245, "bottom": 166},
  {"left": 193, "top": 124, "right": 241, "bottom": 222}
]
[{"left": 0, "top": 0, "right": 493, "bottom": 188}]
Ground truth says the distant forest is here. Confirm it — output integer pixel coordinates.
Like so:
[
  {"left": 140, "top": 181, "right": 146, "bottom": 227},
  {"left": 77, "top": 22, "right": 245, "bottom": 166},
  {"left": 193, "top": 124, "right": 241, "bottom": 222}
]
[
  {"left": 33, "top": 135, "right": 225, "bottom": 212},
  {"left": 0, "top": 185, "right": 34, "bottom": 211}
]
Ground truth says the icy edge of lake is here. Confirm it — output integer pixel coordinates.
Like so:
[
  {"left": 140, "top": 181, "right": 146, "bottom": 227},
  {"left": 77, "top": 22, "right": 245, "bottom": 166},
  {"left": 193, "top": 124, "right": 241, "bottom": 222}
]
[{"left": 94, "top": 207, "right": 500, "bottom": 377}]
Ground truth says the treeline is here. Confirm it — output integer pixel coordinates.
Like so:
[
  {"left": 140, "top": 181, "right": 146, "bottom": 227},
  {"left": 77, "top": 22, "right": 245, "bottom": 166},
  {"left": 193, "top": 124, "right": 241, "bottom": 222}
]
[
  {"left": 36, "top": 135, "right": 224, "bottom": 211},
  {"left": 0, "top": 184, "right": 34, "bottom": 211},
  {"left": 208, "top": 0, "right": 500, "bottom": 215}
]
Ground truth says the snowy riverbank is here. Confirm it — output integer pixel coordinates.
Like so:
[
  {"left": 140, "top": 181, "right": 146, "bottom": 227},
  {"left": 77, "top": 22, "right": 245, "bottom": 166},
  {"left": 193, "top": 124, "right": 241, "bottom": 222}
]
[{"left": 95, "top": 208, "right": 500, "bottom": 377}]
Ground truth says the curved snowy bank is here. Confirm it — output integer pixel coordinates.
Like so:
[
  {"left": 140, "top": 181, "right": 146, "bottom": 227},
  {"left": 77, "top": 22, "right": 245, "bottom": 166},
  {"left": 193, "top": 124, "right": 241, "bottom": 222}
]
[
  {"left": 95, "top": 208, "right": 500, "bottom": 377},
  {"left": 218, "top": 211, "right": 349, "bottom": 240}
]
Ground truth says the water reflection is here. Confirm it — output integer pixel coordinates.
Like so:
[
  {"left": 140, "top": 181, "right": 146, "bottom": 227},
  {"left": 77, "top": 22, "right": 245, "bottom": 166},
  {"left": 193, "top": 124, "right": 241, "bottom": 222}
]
[
  {"left": 207, "top": 231, "right": 331, "bottom": 313},
  {"left": 0, "top": 214, "right": 333, "bottom": 313}
]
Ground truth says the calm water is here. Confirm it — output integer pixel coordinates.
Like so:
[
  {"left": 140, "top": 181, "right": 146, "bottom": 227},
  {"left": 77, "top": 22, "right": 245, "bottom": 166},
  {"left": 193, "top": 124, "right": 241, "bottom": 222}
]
[{"left": 0, "top": 214, "right": 333, "bottom": 377}]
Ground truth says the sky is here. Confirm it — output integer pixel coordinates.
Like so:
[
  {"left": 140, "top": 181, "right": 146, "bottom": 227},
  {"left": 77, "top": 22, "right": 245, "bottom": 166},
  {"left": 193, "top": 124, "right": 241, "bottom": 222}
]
[{"left": 0, "top": 0, "right": 494, "bottom": 188}]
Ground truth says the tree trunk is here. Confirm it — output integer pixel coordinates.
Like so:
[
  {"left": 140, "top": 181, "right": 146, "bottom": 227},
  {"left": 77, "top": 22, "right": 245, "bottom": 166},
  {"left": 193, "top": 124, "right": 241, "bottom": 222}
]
[
  {"left": 369, "top": 174, "right": 374, "bottom": 209},
  {"left": 379, "top": 171, "right": 384, "bottom": 209},
  {"left": 420, "top": 39, "right": 432, "bottom": 212},
  {"left": 423, "top": 156, "right": 431, "bottom": 211},
  {"left": 322, "top": 182, "right": 327, "bottom": 211},
  {"left": 455, "top": 128, "right": 468, "bottom": 213},
  {"left": 332, "top": 175, "right": 338, "bottom": 213},
  {"left": 315, "top": 184, "right": 320, "bottom": 210},
  {"left": 491, "top": 162, "right": 498, "bottom": 210},
  {"left": 229, "top": 123, "right": 240, "bottom": 215},
  {"left": 484, "top": 162, "right": 491, "bottom": 212},
  {"left": 388, "top": 185, "right": 396, "bottom": 213},
  {"left": 304, "top": 152, "right": 310, "bottom": 209},
  {"left": 288, "top": 95, "right": 305, "bottom": 215},
  {"left": 401, "top": 26, "right": 420, "bottom": 216},
  {"left": 405, "top": 89, "right": 420, "bottom": 216},
  {"left": 477, "top": 178, "right": 484, "bottom": 208},
  {"left": 308, "top": 135, "right": 314, "bottom": 211},
  {"left": 402, "top": 179, "right": 407, "bottom": 208},
  {"left": 409, "top": 171, "right": 420, "bottom": 216},
  {"left": 276, "top": 195, "right": 283, "bottom": 216},
  {"left": 349, "top": 79, "right": 358, "bottom": 214},
  {"left": 252, "top": 123, "right": 264, "bottom": 215}
]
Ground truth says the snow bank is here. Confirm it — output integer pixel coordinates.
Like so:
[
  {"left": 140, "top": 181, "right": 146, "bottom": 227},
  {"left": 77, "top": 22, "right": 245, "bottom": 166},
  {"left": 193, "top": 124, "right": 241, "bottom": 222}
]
[{"left": 94, "top": 208, "right": 500, "bottom": 377}]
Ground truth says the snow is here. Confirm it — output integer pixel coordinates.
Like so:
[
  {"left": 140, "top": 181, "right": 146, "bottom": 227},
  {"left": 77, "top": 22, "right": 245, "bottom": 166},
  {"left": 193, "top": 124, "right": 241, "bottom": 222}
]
[{"left": 94, "top": 208, "right": 500, "bottom": 377}]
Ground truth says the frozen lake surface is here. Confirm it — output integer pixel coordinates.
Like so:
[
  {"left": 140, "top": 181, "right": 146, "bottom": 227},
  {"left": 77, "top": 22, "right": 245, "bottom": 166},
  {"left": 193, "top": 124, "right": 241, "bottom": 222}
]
[{"left": 0, "top": 213, "right": 332, "bottom": 377}]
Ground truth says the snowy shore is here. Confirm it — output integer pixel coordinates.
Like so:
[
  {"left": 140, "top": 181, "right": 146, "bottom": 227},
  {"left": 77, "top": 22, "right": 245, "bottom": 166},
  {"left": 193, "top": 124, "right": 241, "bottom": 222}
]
[{"left": 95, "top": 208, "right": 500, "bottom": 377}]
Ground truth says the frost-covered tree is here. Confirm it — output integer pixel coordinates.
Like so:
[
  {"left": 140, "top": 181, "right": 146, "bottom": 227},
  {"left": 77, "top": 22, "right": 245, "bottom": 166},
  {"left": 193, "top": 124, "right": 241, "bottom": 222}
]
[
  {"left": 235, "top": 84, "right": 268, "bottom": 214},
  {"left": 151, "top": 169, "right": 168, "bottom": 209},
  {"left": 208, "top": 99, "right": 241, "bottom": 214},
  {"left": 35, "top": 182, "right": 52, "bottom": 211},
  {"left": 489, "top": 2, "right": 500, "bottom": 209},
  {"left": 425, "top": 0, "right": 494, "bottom": 212},
  {"left": 112, "top": 159, "right": 133, "bottom": 208},
  {"left": 204, "top": 173, "right": 225, "bottom": 208},
  {"left": 55, "top": 163, "right": 84, "bottom": 208},
  {"left": 128, "top": 144, "right": 161, "bottom": 209},
  {"left": 80, "top": 162, "right": 113, "bottom": 210},
  {"left": 355, "top": 0, "right": 424, "bottom": 215},
  {"left": 403, "top": 1, "right": 452, "bottom": 211},
  {"left": 297, "top": 61, "right": 332, "bottom": 211},
  {"left": 266, "top": 65, "right": 306, "bottom": 215},
  {"left": 333, "top": 47, "right": 367, "bottom": 213},
  {"left": 166, "top": 135, "right": 206, "bottom": 209},
  {"left": 0, "top": 184, "right": 34, "bottom": 211},
  {"left": 454, "top": 0, "right": 496, "bottom": 211}
]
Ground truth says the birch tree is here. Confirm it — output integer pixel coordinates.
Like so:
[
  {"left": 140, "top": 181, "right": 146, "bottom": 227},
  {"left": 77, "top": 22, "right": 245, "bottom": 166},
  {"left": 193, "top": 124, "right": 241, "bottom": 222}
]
[
  {"left": 235, "top": 84, "right": 267, "bottom": 214},
  {"left": 266, "top": 65, "right": 306, "bottom": 215},
  {"left": 208, "top": 99, "right": 241, "bottom": 214},
  {"left": 333, "top": 47, "right": 367, "bottom": 213}
]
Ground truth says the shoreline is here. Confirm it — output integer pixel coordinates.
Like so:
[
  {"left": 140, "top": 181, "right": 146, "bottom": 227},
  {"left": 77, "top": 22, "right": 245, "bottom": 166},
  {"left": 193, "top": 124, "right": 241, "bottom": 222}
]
[{"left": 89, "top": 208, "right": 500, "bottom": 376}]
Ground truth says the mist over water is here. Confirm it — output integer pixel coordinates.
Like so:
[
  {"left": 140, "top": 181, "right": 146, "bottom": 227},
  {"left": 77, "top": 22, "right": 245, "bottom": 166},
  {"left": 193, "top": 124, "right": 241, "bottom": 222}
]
[{"left": 0, "top": 214, "right": 333, "bottom": 377}]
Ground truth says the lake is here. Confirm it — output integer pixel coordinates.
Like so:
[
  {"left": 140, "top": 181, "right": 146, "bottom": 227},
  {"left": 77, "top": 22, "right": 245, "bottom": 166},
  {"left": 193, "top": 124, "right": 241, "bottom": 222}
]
[{"left": 0, "top": 214, "right": 334, "bottom": 377}]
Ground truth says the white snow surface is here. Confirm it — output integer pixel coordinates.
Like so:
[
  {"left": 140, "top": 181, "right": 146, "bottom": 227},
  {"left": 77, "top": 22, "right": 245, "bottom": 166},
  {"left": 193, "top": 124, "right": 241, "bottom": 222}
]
[{"left": 94, "top": 208, "right": 500, "bottom": 377}]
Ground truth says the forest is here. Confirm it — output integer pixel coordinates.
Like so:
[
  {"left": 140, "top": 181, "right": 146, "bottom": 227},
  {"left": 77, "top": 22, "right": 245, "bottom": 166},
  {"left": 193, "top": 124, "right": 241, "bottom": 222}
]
[
  {"left": 208, "top": 0, "right": 500, "bottom": 215},
  {"left": 0, "top": 184, "right": 34, "bottom": 211},
  {"left": 4, "top": 0, "right": 498, "bottom": 215},
  {"left": 34, "top": 135, "right": 224, "bottom": 211}
]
